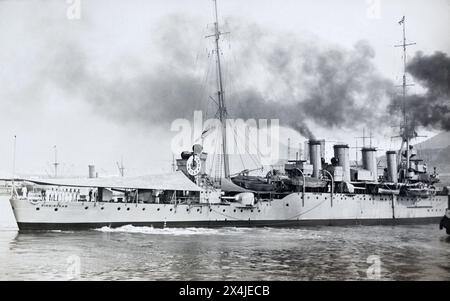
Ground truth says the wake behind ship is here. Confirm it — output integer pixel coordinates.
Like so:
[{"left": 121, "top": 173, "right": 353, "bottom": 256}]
[{"left": 6, "top": 3, "right": 450, "bottom": 230}]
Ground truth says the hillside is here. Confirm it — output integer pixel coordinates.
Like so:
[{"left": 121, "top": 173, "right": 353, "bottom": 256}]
[
  {"left": 414, "top": 131, "right": 450, "bottom": 175},
  {"left": 378, "top": 131, "right": 450, "bottom": 186},
  {"left": 415, "top": 131, "right": 450, "bottom": 150}
]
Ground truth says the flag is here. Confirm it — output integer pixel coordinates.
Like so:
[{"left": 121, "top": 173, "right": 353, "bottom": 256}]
[
  {"left": 398, "top": 16, "right": 405, "bottom": 25},
  {"left": 201, "top": 125, "right": 216, "bottom": 139}
]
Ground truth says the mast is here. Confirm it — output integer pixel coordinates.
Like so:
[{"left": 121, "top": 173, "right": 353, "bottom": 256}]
[
  {"left": 363, "top": 128, "right": 366, "bottom": 147},
  {"left": 395, "top": 16, "right": 415, "bottom": 175},
  {"left": 209, "top": 0, "right": 230, "bottom": 178},
  {"left": 53, "top": 145, "right": 59, "bottom": 178},
  {"left": 12, "top": 135, "right": 16, "bottom": 195},
  {"left": 287, "top": 138, "right": 291, "bottom": 161},
  {"left": 117, "top": 157, "right": 125, "bottom": 177},
  {"left": 298, "top": 142, "right": 303, "bottom": 160}
]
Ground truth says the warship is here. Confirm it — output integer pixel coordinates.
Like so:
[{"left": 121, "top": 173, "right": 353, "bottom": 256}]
[{"left": 8, "top": 2, "right": 449, "bottom": 230}]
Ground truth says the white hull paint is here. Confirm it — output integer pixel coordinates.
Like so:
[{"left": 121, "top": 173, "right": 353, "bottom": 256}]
[{"left": 10, "top": 192, "right": 449, "bottom": 230}]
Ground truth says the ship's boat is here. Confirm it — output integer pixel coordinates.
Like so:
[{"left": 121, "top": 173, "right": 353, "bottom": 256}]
[
  {"left": 378, "top": 188, "right": 400, "bottom": 195},
  {"left": 231, "top": 174, "right": 274, "bottom": 192},
  {"left": 231, "top": 173, "right": 328, "bottom": 192},
  {"left": 405, "top": 184, "right": 436, "bottom": 198},
  {"left": 405, "top": 188, "right": 434, "bottom": 198}
]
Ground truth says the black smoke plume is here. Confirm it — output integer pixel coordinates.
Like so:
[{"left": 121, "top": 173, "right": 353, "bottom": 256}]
[
  {"left": 389, "top": 51, "right": 450, "bottom": 131},
  {"left": 41, "top": 16, "right": 396, "bottom": 139}
]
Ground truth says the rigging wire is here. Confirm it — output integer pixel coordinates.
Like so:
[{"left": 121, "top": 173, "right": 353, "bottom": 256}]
[
  {"left": 208, "top": 131, "right": 220, "bottom": 176},
  {"left": 231, "top": 126, "right": 247, "bottom": 171},
  {"left": 222, "top": 32, "right": 265, "bottom": 172}
]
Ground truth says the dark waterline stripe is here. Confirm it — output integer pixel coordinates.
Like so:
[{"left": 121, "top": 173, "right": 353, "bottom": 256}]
[{"left": 16, "top": 217, "right": 442, "bottom": 231}]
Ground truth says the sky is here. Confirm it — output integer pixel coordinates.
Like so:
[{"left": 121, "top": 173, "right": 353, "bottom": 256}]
[{"left": 0, "top": 0, "right": 449, "bottom": 178}]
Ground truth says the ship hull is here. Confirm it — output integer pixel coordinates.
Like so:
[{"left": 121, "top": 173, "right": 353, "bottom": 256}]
[
  {"left": 10, "top": 192, "right": 449, "bottom": 231},
  {"left": 16, "top": 217, "right": 444, "bottom": 231}
]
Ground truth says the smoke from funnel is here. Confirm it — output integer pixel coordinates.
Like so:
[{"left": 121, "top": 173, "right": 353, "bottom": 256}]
[
  {"left": 389, "top": 51, "right": 450, "bottom": 131},
  {"left": 25, "top": 15, "right": 413, "bottom": 138},
  {"left": 225, "top": 32, "right": 394, "bottom": 137}
]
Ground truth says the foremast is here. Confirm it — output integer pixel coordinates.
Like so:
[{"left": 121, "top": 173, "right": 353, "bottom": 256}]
[
  {"left": 395, "top": 16, "right": 416, "bottom": 180},
  {"left": 211, "top": 0, "right": 230, "bottom": 179},
  {"left": 203, "top": 0, "right": 231, "bottom": 179}
]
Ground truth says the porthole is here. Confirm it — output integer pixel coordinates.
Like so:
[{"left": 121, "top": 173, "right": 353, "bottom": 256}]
[
  {"left": 240, "top": 210, "right": 243, "bottom": 213},
  {"left": 169, "top": 208, "right": 173, "bottom": 212},
  {"left": 286, "top": 204, "right": 289, "bottom": 207},
  {"left": 127, "top": 208, "right": 130, "bottom": 211},
  {"left": 157, "top": 208, "right": 160, "bottom": 211},
  {"left": 197, "top": 208, "right": 200, "bottom": 212},
  {"left": 223, "top": 209, "right": 226, "bottom": 212},
  {"left": 54, "top": 208, "right": 58, "bottom": 212},
  {"left": 36, "top": 207, "right": 40, "bottom": 211},
  {"left": 251, "top": 210, "right": 254, "bottom": 213},
  {"left": 117, "top": 207, "right": 121, "bottom": 211},
  {"left": 100, "top": 207, "right": 104, "bottom": 210},
  {"left": 142, "top": 208, "right": 146, "bottom": 211},
  {"left": 258, "top": 210, "right": 261, "bottom": 212},
  {"left": 233, "top": 209, "right": 236, "bottom": 212}
]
